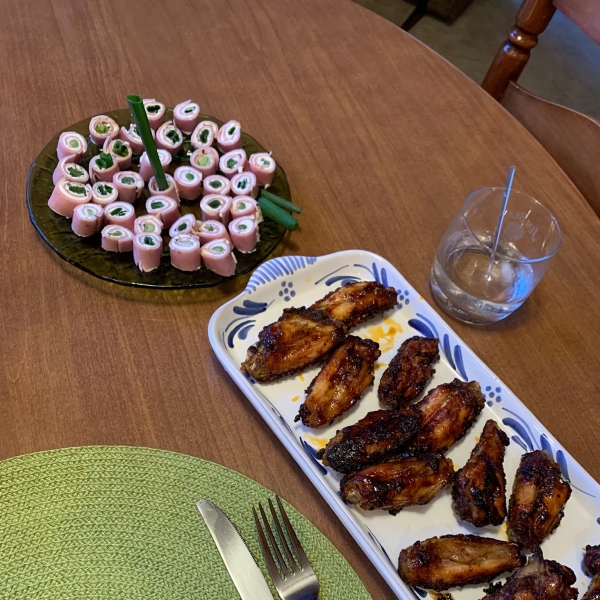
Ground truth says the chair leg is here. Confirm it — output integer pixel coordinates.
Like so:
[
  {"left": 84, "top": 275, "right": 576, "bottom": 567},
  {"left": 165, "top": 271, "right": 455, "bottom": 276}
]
[{"left": 401, "top": 0, "right": 429, "bottom": 31}]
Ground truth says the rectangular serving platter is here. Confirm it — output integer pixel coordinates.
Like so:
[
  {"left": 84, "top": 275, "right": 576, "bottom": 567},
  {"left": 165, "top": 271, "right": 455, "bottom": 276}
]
[{"left": 208, "top": 249, "right": 600, "bottom": 599}]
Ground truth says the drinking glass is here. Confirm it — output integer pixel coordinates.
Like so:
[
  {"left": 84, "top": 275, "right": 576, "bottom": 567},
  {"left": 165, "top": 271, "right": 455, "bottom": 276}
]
[{"left": 430, "top": 187, "right": 562, "bottom": 324}]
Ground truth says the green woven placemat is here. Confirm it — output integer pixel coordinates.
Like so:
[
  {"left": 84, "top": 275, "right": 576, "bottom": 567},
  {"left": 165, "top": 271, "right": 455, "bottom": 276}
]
[{"left": 0, "top": 446, "right": 372, "bottom": 600}]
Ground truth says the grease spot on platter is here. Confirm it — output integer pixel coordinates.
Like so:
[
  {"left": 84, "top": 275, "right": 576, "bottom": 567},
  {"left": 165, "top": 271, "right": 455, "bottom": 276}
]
[
  {"left": 298, "top": 374, "right": 305, "bottom": 382},
  {"left": 304, "top": 434, "right": 327, "bottom": 449},
  {"left": 291, "top": 395, "right": 300, "bottom": 403},
  {"left": 374, "top": 362, "right": 387, "bottom": 371},
  {"left": 365, "top": 318, "right": 403, "bottom": 353}
]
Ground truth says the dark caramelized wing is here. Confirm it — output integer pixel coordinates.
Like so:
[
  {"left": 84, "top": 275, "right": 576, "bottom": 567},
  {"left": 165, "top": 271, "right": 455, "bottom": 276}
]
[
  {"left": 398, "top": 534, "right": 525, "bottom": 591},
  {"left": 295, "top": 336, "right": 380, "bottom": 428},
  {"left": 317, "top": 409, "right": 420, "bottom": 474},
  {"left": 585, "top": 545, "right": 600, "bottom": 576},
  {"left": 309, "top": 280, "right": 397, "bottom": 329},
  {"left": 378, "top": 336, "right": 439, "bottom": 408},
  {"left": 406, "top": 379, "right": 485, "bottom": 453},
  {"left": 583, "top": 578, "right": 600, "bottom": 600},
  {"left": 340, "top": 453, "right": 454, "bottom": 514},
  {"left": 507, "top": 450, "right": 572, "bottom": 549},
  {"left": 482, "top": 549, "right": 578, "bottom": 599},
  {"left": 241, "top": 307, "right": 345, "bottom": 382},
  {"left": 452, "top": 419, "right": 509, "bottom": 527}
]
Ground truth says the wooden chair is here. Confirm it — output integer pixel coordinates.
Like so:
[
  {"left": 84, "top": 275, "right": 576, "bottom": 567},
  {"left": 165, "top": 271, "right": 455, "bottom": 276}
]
[{"left": 482, "top": 0, "right": 600, "bottom": 217}]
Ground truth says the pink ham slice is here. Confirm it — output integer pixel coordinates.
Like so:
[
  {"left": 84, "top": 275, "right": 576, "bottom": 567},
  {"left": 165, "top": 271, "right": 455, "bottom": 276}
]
[
  {"left": 200, "top": 194, "right": 232, "bottom": 225},
  {"left": 229, "top": 216, "right": 259, "bottom": 253},
  {"left": 89, "top": 154, "right": 120, "bottom": 184},
  {"left": 143, "top": 99, "right": 166, "bottom": 130},
  {"left": 156, "top": 121, "right": 184, "bottom": 156},
  {"left": 101, "top": 225, "right": 134, "bottom": 252},
  {"left": 201, "top": 238, "right": 237, "bottom": 277},
  {"left": 91, "top": 182, "right": 119, "bottom": 207},
  {"left": 53, "top": 157, "right": 89, "bottom": 186},
  {"left": 191, "top": 121, "right": 219, "bottom": 150},
  {"left": 173, "top": 100, "right": 200, "bottom": 135},
  {"left": 169, "top": 214, "right": 197, "bottom": 238},
  {"left": 190, "top": 148, "right": 219, "bottom": 178},
  {"left": 170, "top": 234, "right": 202, "bottom": 271},
  {"left": 139, "top": 149, "right": 172, "bottom": 182},
  {"left": 133, "top": 232, "right": 163, "bottom": 272},
  {"left": 230, "top": 197, "right": 262, "bottom": 221},
  {"left": 103, "top": 202, "right": 136, "bottom": 231},
  {"left": 216, "top": 120, "right": 242, "bottom": 153},
  {"left": 149, "top": 173, "right": 180, "bottom": 204},
  {"left": 219, "top": 149, "right": 247, "bottom": 179},
  {"left": 89, "top": 115, "right": 119, "bottom": 146},
  {"left": 113, "top": 171, "right": 144, "bottom": 204},
  {"left": 173, "top": 166, "right": 202, "bottom": 201},
  {"left": 146, "top": 196, "right": 180, "bottom": 228},
  {"left": 203, "top": 174, "right": 231, "bottom": 197},
  {"left": 248, "top": 152, "right": 276, "bottom": 186},
  {"left": 48, "top": 179, "right": 92, "bottom": 217},
  {"left": 119, "top": 124, "right": 154, "bottom": 155},
  {"left": 195, "top": 220, "right": 231, "bottom": 245},
  {"left": 57, "top": 132, "right": 87, "bottom": 162},
  {"left": 231, "top": 171, "right": 257, "bottom": 198},
  {"left": 134, "top": 215, "right": 163, "bottom": 236},
  {"left": 72, "top": 203, "right": 103, "bottom": 237},
  {"left": 103, "top": 138, "right": 133, "bottom": 170}
]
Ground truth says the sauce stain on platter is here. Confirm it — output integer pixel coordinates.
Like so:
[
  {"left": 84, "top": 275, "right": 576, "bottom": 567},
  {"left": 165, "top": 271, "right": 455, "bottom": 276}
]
[
  {"left": 304, "top": 434, "right": 327, "bottom": 449},
  {"left": 365, "top": 317, "right": 403, "bottom": 353}
]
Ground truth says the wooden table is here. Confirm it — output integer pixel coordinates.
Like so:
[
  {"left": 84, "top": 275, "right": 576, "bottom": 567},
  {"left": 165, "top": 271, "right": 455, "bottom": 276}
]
[{"left": 2, "top": 0, "right": 599, "bottom": 597}]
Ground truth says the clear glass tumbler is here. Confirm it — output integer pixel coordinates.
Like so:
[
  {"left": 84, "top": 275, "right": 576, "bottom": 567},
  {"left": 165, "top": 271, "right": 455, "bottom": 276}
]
[{"left": 430, "top": 187, "right": 562, "bottom": 324}]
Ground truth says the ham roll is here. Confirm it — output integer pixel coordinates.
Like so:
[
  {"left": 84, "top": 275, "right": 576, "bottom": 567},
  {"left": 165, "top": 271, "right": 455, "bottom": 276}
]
[
  {"left": 169, "top": 234, "right": 202, "bottom": 272},
  {"left": 169, "top": 213, "right": 196, "bottom": 238},
  {"left": 113, "top": 171, "right": 144, "bottom": 204},
  {"left": 133, "top": 232, "right": 163, "bottom": 273},
  {"left": 103, "top": 201, "right": 136, "bottom": 231},
  {"left": 217, "top": 120, "right": 242, "bottom": 153},
  {"left": 191, "top": 120, "right": 219, "bottom": 150},
  {"left": 219, "top": 149, "right": 247, "bottom": 179},
  {"left": 48, "top": 179, "right": 92, "bottom": 217},
  {"left": 134, "top": 214, "right": 163, "bottom": 235},
  {"left": 143, "top": 99, "right": 166, "bottom": 130},
  {"left": 230, "top": 196, "right": 262, "bottom": 221},
  {"left": 248, "top": 152, "right": 276, "bottom": 186},
  {"left": 173, "top": 100, "right": 200, "bottom": 134},
  {"left": 203, "top": 174, "right": 231, "bottom": 197},
  {"left": 231, "top": 171, "right": 257, "bottom": 198},
  {"left": 173, "top": 166, "right": 202, "bottom": 201},
  {"left": 119, "top": 123, "right": 154, "bottom": 155},
  {"left": 146, "top": 196, "right": 180, "bottom": 228},
  {"left": 229, "top": 216, "right": 259, "bottom": 253},
  {"left": 89, "top": 115, "right": 119, "bottom": 146},
  {"left": 149, "top": 173, "right": 180, "bottom": 204},
  {"left": 91, "top": 181, "right": 119, "bottom": 207},
  {"left": 89, "top": 153, "right": 119, "bottom": 184},
  {"left": 196, "top": 220, "right": 230, "bottom": 245},
  {"left": 53, "top": 157, "right": 89, "bottom": 186},
  {"left": 200, "top": 194, "right": 232, "bottom": 225},
  {"left": 190, "top": 148, "right": 219, "bottom": 178},
  {"left": 156, "top": 121, "right": 184, "bottom": 156},
  {"left": 101, "top": 225, "right": 135, "bottom": 252},
  {"left": 103, "top": 138, "right": 132, "bottom": 170},
  {"left": 72, "top": 203, "right": 103, "bottom": 237},
  {"left": 201, "top": 238, "right": 237, "bottom": 277},
  {"left": 57, "top": 132, "right": 87, "bottom": 162},
  {"left": 139, "top": 149, "right": 172, "bottom": 182}
]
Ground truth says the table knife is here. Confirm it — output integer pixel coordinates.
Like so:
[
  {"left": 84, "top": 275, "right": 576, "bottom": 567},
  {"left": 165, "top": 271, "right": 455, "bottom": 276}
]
[{"left": 196, "top": 499, "right": 273, "bottom": 600}]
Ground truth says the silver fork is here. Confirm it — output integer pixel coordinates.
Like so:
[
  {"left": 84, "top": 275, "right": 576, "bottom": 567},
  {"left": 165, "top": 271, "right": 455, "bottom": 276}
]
[{"left": 253, "top": 496, "right": 320, "bottom": 600}]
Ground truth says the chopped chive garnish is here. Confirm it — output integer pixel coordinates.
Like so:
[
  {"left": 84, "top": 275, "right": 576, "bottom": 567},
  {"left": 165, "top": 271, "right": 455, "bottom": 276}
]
[
  {"left": 66, "top": 166, "right": 83, "bottom": 177},
  {"left": 226, "top": 158, "right": 237, "bottom": 169},
  {"left": 239, "top": 224, "right": 248, "bottom": 231},
  {"left": 185, "top": 172, "right": 194, "bottom": 181},
  {"left": 165, "top": 129, "right": 180, "bottom": 144},
  {"left": 150, "top": 201, "right": 164, "bottom": 209},
  {"left": 143, "top": 236, "right": 156, "bottom": 245},
  {"left": 199, "top": 129, "right": 209, "bottom": 144},
  {"left": 128, "top": 94, "right": 168, "bottom": 191},
  {"left": 95, "top": 122, "right": 110, "bottom": 134},
  {"left": 68, "top": 139, "right": 79, "bottom": 148},
  {"left": 213, "top": 245, "right": 225, "bottom": 252},
  {"left": 184, "top": 106, "right": 196, "bottom": 113},
  {"left": 260, "top": 189, "right": 302, "bottom": 214},
  {"left": 238, "top": 202, "right": 246, "bottom": 210},
  {"left": 112, "top": 140, "right": 129, "bottom": 157},
  {"left": 227, "top": 126, "right": 236, "bottom": 135},
  {"left": 146, "top": 104, "right": 161, "bottom": 113},
  {"left": 209, "top": 181, "right": 222, "bottom": 189},
  {"left": 108, "top": 230, "right": 123, "bottom": 236},
  {"left": 97, "top": 184, "right": 112, "bottom": 196},
  {"left": 143, "top": 222, "right": 156, "bottom": 232},
  {"left": 206, "top": 225, "right": 215, "bottom": 231},
  {"left": 198, "top": 155, "right": 210, "bottom": 166},
  {"left": 110, "top": 207, "right": 127, "bottom": 216},
  {"left": 177, "top": 223, "right": 187, "bottom": 231},
  {"left": 260, "top": 158, "right": 270, "bottom": 166},
  {"left": 258, "top": 197, "right": 299, "bottom": 231},
  {"left": 237, "top": 179, "right": 248, "bottom": 190},
  {"left": 95, "top": 152, "right": 114, "bottom": 170},
  {"left": 85, "top": 208, "right": 96, "bottom": 217},
  {"left": 121, "top": 176, "right": 135, "bottom": 185},
  {"left": 68, "top": 184, "right": 86, "bottom": 195},
  {"left": 208, "top": 200, "right": 221, "bottom": 209}
]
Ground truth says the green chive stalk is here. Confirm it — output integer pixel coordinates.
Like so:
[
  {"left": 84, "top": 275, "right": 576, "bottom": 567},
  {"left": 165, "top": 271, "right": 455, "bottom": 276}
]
[
  {"left": 258, "top": 197, "right": 299, "bottom": 231},
  {"left": 127, "top": 94, "right": 169, "bottom": 191},
  {"left": 260, "top": 189, "right": 302, "bottom": 214}
]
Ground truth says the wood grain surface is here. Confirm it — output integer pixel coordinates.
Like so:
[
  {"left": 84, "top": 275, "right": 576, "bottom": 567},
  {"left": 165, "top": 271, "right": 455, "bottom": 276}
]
[{"left": 1, "top": 0, "right": 600, "bottom": 597}]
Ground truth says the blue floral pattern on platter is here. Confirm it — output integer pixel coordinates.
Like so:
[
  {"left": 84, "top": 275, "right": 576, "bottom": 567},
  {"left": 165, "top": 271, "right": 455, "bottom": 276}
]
[{"left": 211, "top": 250, "right": 600, "bottom": 600}]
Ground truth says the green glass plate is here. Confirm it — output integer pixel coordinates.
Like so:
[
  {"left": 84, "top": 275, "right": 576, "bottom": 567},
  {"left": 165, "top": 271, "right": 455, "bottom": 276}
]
[{"left": 26, "top": 108, "right": 289, "bottom": 289}]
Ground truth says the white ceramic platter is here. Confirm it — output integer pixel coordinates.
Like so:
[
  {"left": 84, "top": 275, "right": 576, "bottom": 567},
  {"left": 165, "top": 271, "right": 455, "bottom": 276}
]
[{"left": 208, "top": 249, "right": 599, "bottom": 599}]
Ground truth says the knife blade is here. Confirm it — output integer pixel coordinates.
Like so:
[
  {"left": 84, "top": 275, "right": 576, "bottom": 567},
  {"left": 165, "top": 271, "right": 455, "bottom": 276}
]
[{"left": 196, "top": 499, "right": 273, "bottom": 600}]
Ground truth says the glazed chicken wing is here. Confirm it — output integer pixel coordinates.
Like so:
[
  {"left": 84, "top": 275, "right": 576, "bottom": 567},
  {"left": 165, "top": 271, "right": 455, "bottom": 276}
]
[
  {"left": 295, "top": 336, "right": 380, "bottom": 428},
  {"left": 398, "top": 534, "right": 525, "bottom": 591},
  {"left": 452, "top": 419, "right": 509, "bottom": 527},
  {"left": 241, "top": 307, "right": 345, "bottom": 383},
  {"left": 406, "top": 379, "right": 485, "bottom": 454},
  {"left": 309, "top": 280, "right": 397, "bottom": 329},
  {"left": 482, "top": 549, "right": 578, "bottom": 599},
  {"left": 507, "top": 450, "right": 572, "bottom": 549},
  {"left": 378, "top": 336, "right": 439, "bottom": 408},
  {"left": 582, "top": 545, "right": 600, "bottom": 600},
  {"left": 317, "top": 408, "right": 420, "bottom": 474},
  {"left": 340, "top": 452, "right": 454, "bottom": 515}
]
